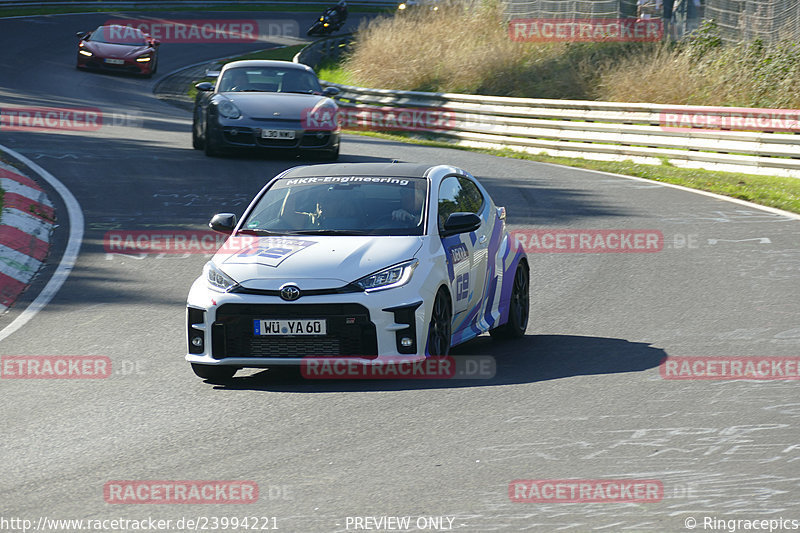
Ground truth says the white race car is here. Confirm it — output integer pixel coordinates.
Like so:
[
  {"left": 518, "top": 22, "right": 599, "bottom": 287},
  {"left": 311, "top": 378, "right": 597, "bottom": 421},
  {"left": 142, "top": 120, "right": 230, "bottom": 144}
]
[{"left": 186, "top": 162, "right": 529, "bottom": 382}]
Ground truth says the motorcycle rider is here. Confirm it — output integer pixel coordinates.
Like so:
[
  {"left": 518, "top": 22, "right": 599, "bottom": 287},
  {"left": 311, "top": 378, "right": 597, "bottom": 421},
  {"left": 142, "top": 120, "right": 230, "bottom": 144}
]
[
  {"left": 330, "top": 0, "right": 348, "bottom": 24},
  {"left": 308, "top": 0, "right": 348, "bottom": 36}
]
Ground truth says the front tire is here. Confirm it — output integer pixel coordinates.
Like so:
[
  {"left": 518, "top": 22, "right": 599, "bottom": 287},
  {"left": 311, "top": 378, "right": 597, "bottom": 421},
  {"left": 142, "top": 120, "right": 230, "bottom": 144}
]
[
  {"left": 204, "top": 117, "right": 222, "bottom": 157},
  {"left": 427, "top": 288, "right": 452, "bottom": 356},
  {"left": 191, "top": 364, "right": 236, "bottom": 383},
  {"left": 490, "top": 261, "right": 529, "bottom": 339},
  {"left": 192, "top": 108, "right": 203, "bottom": 150}
]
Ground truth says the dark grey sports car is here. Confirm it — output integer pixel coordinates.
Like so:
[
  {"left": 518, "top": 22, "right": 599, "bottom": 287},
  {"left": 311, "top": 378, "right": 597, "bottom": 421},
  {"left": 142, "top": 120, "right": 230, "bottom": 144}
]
[{"left": 192, "top": 60, "right": 341, "bottom": 159}]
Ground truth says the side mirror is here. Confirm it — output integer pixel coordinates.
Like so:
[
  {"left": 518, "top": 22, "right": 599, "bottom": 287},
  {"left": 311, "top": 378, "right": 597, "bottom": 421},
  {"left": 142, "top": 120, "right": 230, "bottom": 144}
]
[
  {"left": 76, "top": 31, "right": 87, "bottom": 38},
  {"left": 322, "top": 86, "right": 340, "bottom": 97},
  {"left": 195, "top": 82, "right": 214, "bottom": 92},
  {"left": 441, "top": 212, "right": 481, "bottom": 237},
  {"left": 152, "top": 39, "right": 161, "bottom": 46},
  {"left": 209, "top": 213, "right": 237, "bottom": 234}
]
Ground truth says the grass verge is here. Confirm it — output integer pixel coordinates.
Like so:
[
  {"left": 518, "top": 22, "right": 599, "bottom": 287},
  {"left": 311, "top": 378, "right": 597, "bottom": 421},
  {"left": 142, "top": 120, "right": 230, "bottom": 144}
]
[
  {"left": 343, "top": 3, "right": 800, "bottom": 108},
  {"left": 351, "top": 131, "right": 800, "bottom": 214}
]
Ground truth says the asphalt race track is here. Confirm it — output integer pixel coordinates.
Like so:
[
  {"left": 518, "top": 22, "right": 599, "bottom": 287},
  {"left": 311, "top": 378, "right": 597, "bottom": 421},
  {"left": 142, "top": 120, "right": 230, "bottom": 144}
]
[{"left": 1, "top": 10, "right": 799, "bottom": 533}]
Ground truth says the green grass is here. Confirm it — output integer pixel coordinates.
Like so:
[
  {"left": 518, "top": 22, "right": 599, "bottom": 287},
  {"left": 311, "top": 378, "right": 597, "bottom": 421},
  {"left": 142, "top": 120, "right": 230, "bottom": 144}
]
[
  {"left": 350, "top": 131, "right": 800, "bottom": 214},
  {"left": 317, "top": 60, "right": 352, "bottom": 85}
]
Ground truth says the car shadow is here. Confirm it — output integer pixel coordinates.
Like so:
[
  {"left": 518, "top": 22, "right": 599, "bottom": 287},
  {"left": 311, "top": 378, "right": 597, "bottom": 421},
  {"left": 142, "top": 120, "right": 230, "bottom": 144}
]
[
  {"left": 215, "top": 150, "right": 396, "bottom": 164},
  {"left": 207, "top": 334, "right": 666, "bottom": 392}
]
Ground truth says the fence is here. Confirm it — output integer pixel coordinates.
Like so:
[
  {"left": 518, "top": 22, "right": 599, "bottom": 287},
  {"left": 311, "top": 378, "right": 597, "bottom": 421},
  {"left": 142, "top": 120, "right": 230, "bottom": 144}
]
[
  {"left": 704, "top": 0, "right": 800, "bottom": 43},
  {"left": 503, "top": 0, "right": 637, "bottom": 19}
]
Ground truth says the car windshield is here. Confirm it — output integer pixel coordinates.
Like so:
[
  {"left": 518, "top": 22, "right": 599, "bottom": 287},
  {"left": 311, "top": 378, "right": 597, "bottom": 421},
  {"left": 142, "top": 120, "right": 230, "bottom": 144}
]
[
  {"left": 217, "top": 67, "right": 323, "bottom": 94},
  {"left": 240, "top": 176, "right": 428, "bottom": 236},
  {"left": 88, "top": 26, "right": 147, "bottom": 46}
]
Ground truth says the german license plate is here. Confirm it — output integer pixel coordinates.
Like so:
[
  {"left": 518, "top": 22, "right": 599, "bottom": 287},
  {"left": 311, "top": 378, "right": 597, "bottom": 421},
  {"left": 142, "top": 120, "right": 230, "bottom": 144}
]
[
  {"left": 104, "top": 58, "right": 124, "bottom": 65},
  {"left": 261, "top": 129, "right": 295, "bottom": 139},
  {"left": 254, "top": 319, "right": 326, "bottom": 336}
]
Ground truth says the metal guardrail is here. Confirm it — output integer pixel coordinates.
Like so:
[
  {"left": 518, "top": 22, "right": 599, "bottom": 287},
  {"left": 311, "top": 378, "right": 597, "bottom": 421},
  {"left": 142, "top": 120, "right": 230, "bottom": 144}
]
[
  {"left": 294, "top": 35, "right": 800, "bottom": 178},
  {"left": 293, "top": 33, "right": 353, "bottom": 69}
]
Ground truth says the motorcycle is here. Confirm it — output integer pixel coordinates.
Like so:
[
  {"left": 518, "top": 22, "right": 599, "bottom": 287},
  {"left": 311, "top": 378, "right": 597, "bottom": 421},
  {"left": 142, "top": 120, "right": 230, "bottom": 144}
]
[{"left": 307, "top": 4, "right": 348, "bottom": 37}]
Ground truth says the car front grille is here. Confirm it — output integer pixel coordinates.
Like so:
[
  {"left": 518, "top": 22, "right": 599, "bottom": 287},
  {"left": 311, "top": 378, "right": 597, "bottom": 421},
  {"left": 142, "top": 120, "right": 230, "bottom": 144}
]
[
  {"left": 255, "top": 136, "right": 299, "bottom": 148},
  {"left": 299, "top": 132, "right": 332, "bottom": 147},
  {"left": 212, "top": 303, "right": 377, "bottom": 358},
  {"left": 83, "top": 60, "right": 140, "bottom": 73}
]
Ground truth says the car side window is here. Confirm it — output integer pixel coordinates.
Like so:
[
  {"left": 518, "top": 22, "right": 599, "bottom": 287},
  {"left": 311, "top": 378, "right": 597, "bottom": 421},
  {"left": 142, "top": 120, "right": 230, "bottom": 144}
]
[
  {"left": 457, "top": 177, "right": 484, "bottom": 215},
  {"left": 438, "top": 176, "right": 484, "bottom": 233},
  {"left": 438, "top": 177, "right": 462, "bottom": 232}
]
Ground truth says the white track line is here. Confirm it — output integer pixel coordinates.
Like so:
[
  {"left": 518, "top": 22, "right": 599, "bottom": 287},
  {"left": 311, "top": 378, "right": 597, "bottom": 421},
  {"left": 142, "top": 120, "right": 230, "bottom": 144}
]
[
  {"left": 536, "top": 161, "right": 800, "bottom": 221},
  {"left": 0, "top": 144, "right": 84, "bottom": 342}
]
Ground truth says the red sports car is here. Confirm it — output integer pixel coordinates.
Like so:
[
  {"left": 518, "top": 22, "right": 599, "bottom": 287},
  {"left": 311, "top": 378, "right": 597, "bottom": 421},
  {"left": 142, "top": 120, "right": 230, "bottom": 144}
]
[{"left": 76, "top": 25, "right": 160, "bottom": 77}]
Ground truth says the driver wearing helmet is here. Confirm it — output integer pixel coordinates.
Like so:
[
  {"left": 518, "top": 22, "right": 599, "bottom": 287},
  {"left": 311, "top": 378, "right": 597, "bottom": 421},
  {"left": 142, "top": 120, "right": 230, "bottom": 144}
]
[{"left": 331, "top": 1, "right": 348, "bottom": 22}]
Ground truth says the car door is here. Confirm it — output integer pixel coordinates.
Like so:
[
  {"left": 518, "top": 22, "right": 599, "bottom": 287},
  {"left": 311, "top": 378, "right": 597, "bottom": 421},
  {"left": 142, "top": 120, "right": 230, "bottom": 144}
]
[{"left": 437, "top": 176, "right": 488, "bottom": 322}]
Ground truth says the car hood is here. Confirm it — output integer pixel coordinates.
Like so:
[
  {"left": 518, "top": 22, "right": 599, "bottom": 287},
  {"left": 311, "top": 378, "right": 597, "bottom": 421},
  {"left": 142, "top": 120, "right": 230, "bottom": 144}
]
[
  {"left": 214, "top": 235, "right": 424, "bottom": 290},
  {"left": 218, "top": 92, "right": 331, "bottom": 120},
  {"left": 82, "top": 41, "right": 151, "bottom": 59}
]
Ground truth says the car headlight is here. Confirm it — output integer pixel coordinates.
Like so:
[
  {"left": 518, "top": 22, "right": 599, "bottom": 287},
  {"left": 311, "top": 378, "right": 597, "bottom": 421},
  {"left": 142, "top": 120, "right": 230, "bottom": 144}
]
[
  {"left": 354, "top": 259, "right": 418, "bottom": 292},
  {"left": 136, "top": 54, "right": 152, "bottom": 62},
  {"left": 217, "top": 98, "right": 241, "bottom": 119},
  {"left": 308, "top": 99, "right": 339, "bottom": 130},
  {"left": 204, "top": 261, "right": 238, "bottom": 292},
  {"left": 78, "top": 49, "right": 92, "bottom": 57}
]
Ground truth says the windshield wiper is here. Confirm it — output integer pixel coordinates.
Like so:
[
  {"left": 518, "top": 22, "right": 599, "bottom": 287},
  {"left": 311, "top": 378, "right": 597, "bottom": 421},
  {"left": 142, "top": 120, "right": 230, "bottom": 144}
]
[{"left": 236, "top": 228, "right": 283, "bottom": 235}]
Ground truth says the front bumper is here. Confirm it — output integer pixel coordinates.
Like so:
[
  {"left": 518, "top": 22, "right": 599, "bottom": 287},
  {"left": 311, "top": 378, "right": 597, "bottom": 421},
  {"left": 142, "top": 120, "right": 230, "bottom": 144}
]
[
  {"left": 210, "top": 118, "right": 340, "bottom": 152},
  {"left": 77, "top": 55, "right": 153, "bottom": 75},
  {"left": 186, "top": 278, "right": 436, "bottom": 368}
]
